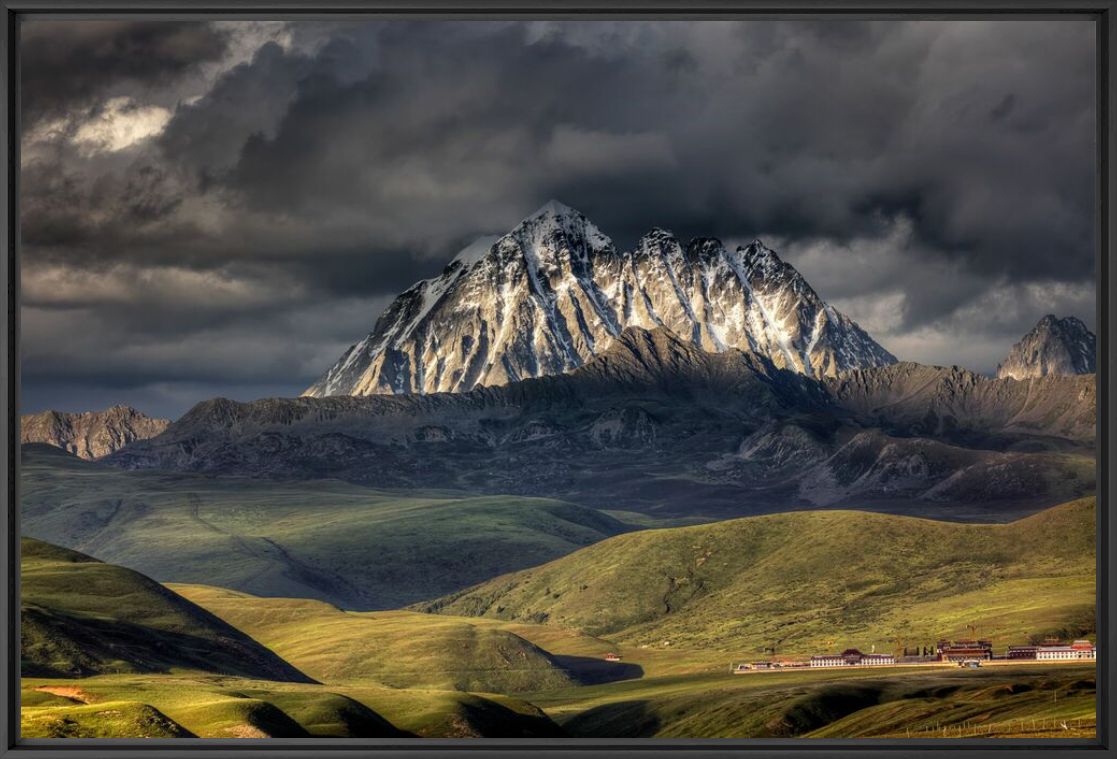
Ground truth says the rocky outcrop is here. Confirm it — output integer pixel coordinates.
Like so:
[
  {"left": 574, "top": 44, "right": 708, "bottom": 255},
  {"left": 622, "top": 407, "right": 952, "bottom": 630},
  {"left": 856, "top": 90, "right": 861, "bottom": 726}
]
[
  {"left": 21, "top": 405, "right": 170, "bottom": 459},
  {"left": 825, "top": 361, "right": 1096, "bottom": 445},
  {"left": 996, "top": 315, "right": 1096, "bottom": 380}
]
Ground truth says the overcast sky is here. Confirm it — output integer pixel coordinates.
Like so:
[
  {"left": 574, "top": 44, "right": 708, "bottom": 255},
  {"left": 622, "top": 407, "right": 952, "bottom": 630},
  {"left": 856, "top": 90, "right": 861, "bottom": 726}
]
[{"left": 19, "top": 19, "right": 1097, "bottom": 418}]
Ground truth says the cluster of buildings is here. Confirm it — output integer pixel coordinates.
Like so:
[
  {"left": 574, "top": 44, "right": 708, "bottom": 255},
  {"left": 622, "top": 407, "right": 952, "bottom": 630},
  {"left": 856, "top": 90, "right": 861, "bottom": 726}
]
[
  {"left": 937, "top": 637, "right": 1097, "bottom": 662},
  {"left": 730, "top": 637, "right": 1097, "bottom": 673},
  {"left": 1008, "top": 639, "right": 1097, "bottom": 661},
  {"left": 809, "top": 649, "right": 896, "bottom": 668},
  {"left": 732, "top": 648, "right": 896, "bottom": 672}
]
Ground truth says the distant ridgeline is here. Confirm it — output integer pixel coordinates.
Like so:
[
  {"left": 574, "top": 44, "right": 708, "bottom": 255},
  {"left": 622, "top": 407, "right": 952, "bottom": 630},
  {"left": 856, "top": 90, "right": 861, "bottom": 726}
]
[
  {"left": 105, "top": 326, "right": 1096, "bottom": 519},
  {"left": 23, "top": 205, "right": 1095, "bottom": 522},
  {"left": 21, "top": 406, "right": 169, "bottom": 460}
]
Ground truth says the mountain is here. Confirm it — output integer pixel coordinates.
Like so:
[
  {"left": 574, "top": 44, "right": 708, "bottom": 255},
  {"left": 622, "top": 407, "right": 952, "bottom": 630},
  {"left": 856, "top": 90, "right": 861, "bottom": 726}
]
[
  {"left": 826, "top": 360, "right": 1095, "bottom": 444},
  {"left": 420, "top": 497, "right": 1096, "bottom": 655},
  {"left": 304, "top": 201, "right": 895, "bottom": 397},
  {"left": 996, "top": 315, "right": 1096, "bottom": 380},
  {"left": 21, "top": 405, "right": 170, "bottom": 460},
  {"left": 21, "top": 444, "right": 630, "bottom": 610},
  {"left": 108, "top": 328, "right": 1094, "bottom": 521},
  {"left": 20, "top": 537, "right": 311, "bottom": 682}
]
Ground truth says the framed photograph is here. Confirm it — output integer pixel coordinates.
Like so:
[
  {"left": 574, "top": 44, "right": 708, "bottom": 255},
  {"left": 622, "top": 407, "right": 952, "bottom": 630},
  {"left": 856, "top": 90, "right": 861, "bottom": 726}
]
[{"left": 1, "top": 1, "right": 1113, "bottom": 757}]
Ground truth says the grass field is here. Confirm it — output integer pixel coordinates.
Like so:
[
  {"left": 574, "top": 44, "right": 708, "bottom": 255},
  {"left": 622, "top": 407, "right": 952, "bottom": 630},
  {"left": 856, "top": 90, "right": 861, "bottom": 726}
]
[
  {"left": 19, "top": 537, "right": 570, "bottom": 738},
  {"left": 527, "top": 663, "right": 1097, "bottom": 738},
  {"left": 20, "top": 488, "right": 1098, "bottom": 739},
  {"left": 21, "top": 444, "right": 632, "bottom": 609},
  {"left": 169, "top": 584, "right": 588, "bottom": 693},
  {"left": 424, "top": 497, "right": 1096, "bottom": 656},
  {"left": 21, "top": 660, "right": 1097, "bottom": 740},
  {"left": 171, "top": 584, "right": 732, "bottom": 686},
  {"left": 19, "top": 673, "right": 562, "bottom": 738}
]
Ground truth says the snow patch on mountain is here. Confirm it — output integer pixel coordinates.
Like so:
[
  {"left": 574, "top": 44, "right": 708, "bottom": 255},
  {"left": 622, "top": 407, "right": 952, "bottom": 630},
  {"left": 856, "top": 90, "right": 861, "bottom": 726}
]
[{"left": 305, "top": 201, "right": 897, "bottom": 397}]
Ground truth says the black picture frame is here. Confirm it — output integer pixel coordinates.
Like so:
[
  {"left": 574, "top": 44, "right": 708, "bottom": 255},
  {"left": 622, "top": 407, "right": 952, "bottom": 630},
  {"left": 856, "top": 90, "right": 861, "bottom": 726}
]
[{"left": 1, "top": 2, "right": 1113, "bottom": 757}]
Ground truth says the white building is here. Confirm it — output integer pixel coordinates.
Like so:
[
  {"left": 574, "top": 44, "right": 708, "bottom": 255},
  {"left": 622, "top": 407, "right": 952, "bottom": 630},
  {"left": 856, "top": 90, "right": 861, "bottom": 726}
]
[
  {"left": 809, "top": 650, "right": 896, "bottom": 667},
  {"left": 860, "top": 653, "right": 896, "bottom": 666},
  {"left": 1036, "top": 641, "right": 1095, "bottom": 661}
]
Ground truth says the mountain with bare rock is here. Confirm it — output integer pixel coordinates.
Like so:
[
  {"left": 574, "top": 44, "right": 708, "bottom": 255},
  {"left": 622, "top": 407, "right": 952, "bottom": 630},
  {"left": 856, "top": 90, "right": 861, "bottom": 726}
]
[
  {"left": 110, "top": 328, "right": 1093, "bottom": 521},
  {"left": 21, "top": 405, "right": 170, "bottom": 460},
  {"left": 996, "top": 315, "right": 1096, "bottom": 380},
  {"left": 304, "top": 201, "right": 895, "bottom": 397}
]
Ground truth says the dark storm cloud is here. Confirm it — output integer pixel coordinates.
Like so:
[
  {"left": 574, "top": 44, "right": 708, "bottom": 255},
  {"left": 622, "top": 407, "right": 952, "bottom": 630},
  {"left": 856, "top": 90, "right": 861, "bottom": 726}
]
[
  {"left": 20, "top": 21, "right": 230, "bottom": 126},
  {"left": 18, "top": 19, "right": 1097, "bottom": 417},
  {"left": 212, "top": 19, "right": 1095, "bottom": 287}
]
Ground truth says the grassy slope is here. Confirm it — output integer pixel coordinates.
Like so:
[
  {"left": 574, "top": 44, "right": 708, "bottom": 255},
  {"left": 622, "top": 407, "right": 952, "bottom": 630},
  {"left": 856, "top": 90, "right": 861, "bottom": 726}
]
[
  {"left": 19, "top": 674, "right": 562, "bottom": 738},
  {"left": 20, "top": 537, "right": 309, "bottom": 682},
  {"left": 168, "top": 584, "right": 579, "bottom": 694},
  {"left": 21, "top": 445, "right": 631, "bottom": 609},
  {"left": 19, "top": 538, "right": 564, "bottom": 738},
  {"left": 19, "top": 447, "right": 1097, "bottom": 740},
  {"left": 536, "top": 663, "right": 1096, "bottom": 739},
  {"left": 20, "top": 535, "right": 1096, "bottom": 740},
  {"left": 424, "top": 498, "right": 1096, "bottom": 656},
  {"left": 21, "top": 699, "right": 195, "bottom": 738}
]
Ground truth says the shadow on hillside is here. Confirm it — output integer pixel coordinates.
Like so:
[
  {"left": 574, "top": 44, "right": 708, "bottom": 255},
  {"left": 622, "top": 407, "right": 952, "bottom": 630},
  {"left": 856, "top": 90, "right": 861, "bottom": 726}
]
[
  {"left": 21, "top": 605, "right": 315, "bottom": 684},
  {"left": 552, "top": 655, "right": 643, "bottom": 685},
  {"left": 561, "top": 699, "right": 660, "bottom": 738}
]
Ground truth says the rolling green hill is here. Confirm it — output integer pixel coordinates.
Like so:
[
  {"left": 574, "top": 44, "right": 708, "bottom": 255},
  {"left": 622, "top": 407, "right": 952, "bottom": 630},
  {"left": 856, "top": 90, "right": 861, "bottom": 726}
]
[
  {"left": 20, "top": 537, "right": 310, "bottom": 682},
  {"left": 169, "top": 584, "right": 580, "bottom": 694},
  {"left": 21, "top": 444, "right": 631, "bottom": 609},
  {"left": 20, "top": 673, "right": 564, "bottom": 738},
  {"left": 422, "top": 498, "right": 1096, "bottom": 656},
  {"left": 21, "top": 532, "right": 1096, "bottom": 740},
  {"left": 20, "top": 538, "right": 562, "bottom": 738}
]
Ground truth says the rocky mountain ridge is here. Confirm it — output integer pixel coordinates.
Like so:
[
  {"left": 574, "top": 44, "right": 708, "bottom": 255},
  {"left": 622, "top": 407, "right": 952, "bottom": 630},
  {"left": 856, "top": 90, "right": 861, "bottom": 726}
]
[
  {"left": 21, "top": 405, "right": 170, "bottom": 460},
  {"left": 305, "top": 201, "right": 896, "bottom": 397},
  {"left": 110, "top": 328, "right": 1094, "bottom": 521},
  {"left": 997, "top": 315, "right": 1096, "bottom": 380}
]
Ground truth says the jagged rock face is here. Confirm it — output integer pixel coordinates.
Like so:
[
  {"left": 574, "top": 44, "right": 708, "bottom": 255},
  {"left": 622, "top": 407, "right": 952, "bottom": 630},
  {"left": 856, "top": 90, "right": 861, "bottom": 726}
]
[
  {"left": 304, "top": 201, "right": 896, "bottom": 397},
  {"left": 21, "top": 405, "right": 170, "bottom": 460},
  {"left": 826, "top": 361, "right": 1096, "bottom": 444},
  {"left": 996, "top": 315, "right": 1096, "bottom": 380}
]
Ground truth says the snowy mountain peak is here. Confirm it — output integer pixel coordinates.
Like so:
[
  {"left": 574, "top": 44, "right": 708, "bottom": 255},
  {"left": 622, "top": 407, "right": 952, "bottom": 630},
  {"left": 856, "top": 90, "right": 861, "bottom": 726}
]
[
  {"left": 996, "top": 315, "right": 1096, "bottom": 380},
  {"left": 449, "top": 234, "right": 500, "bottom": 270},
  {"left": 529, "top": 198, "right": 580, "bottom": 219},
  {"left": 740, "top": 239, "right": 781, "bottom": 270},
  {"left": 304, "top": 208, "right": 897, "bottom": 397}
]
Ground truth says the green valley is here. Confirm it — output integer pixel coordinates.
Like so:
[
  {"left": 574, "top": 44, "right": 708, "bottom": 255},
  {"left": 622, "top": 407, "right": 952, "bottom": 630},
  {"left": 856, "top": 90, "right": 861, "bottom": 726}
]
[
  {"left": 20, "top": 497, "right": 1097, "bottom": 740},
  {"left": 166, "top": 584, "right": 588, "bottom": 693},
  {"left": 21, "top": 444, "right": 631, "bottom": 609}
]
